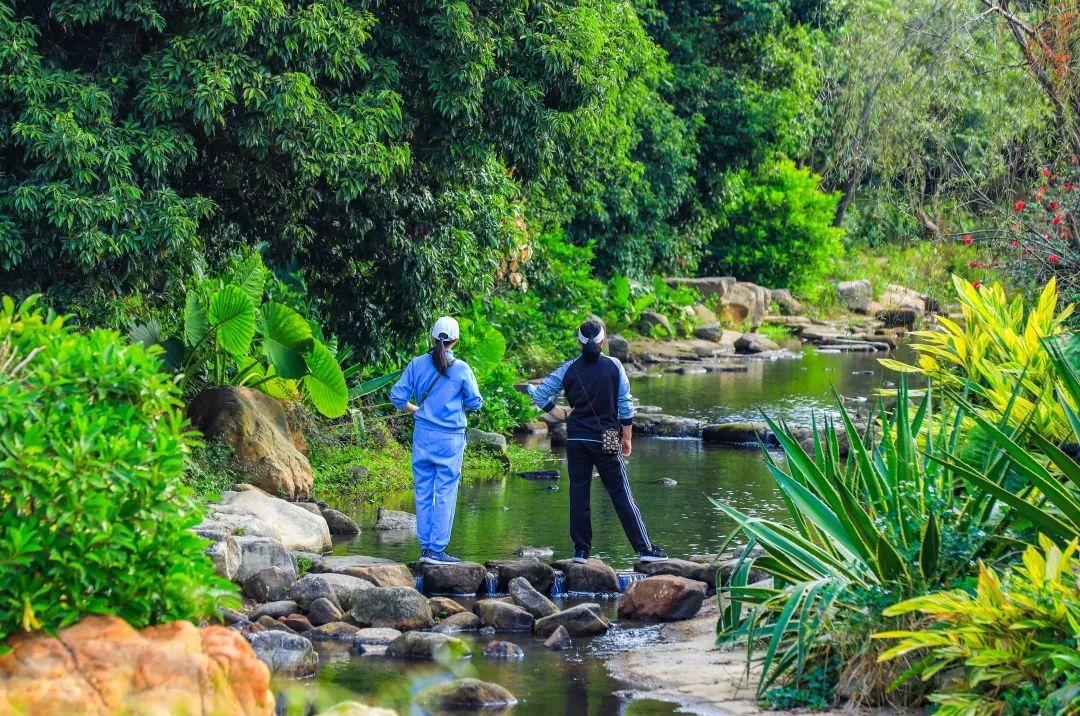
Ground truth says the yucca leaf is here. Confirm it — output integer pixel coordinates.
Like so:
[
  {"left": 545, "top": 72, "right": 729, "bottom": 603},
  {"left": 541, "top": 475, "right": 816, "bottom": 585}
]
[
  {"left": 766, "top": 464, "right": 867, "bottom": 562},
  {"left": 920, "top": 511, "right": 939, "bottom": 580}
]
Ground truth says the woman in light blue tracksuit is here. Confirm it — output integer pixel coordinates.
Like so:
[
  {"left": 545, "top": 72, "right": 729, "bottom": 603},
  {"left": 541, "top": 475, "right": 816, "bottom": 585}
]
[{"left": 390, "top": 316, "right": 483, "bottom": 565}]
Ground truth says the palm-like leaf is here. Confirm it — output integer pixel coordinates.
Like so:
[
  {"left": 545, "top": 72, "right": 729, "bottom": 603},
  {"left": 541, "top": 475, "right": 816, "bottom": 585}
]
[
  {"left": 349, "top": 371, "right": 401, "bottom": 399},
  {"left": 231, "top": 252, "right": 268, "bottom": 305},
  {"left": 184, "top": 291, "right": 210, "bottom": 347},
  {"left": 208, "top": 286, "right": 256, "bottom": 357},
  {"left": 258, "top": 302, "right": 313, "bottom": 379},
  {"left": 302, "top": 340, "right": 348, "bottom": 418}
]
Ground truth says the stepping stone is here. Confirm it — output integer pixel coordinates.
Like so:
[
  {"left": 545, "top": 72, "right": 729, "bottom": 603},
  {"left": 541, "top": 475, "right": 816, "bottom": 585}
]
[
  {"left": 617, "top": 575, "right": 707, "bottom": 622},
  {"left": 550, "top": 558, "right": 619, "bottom": 594},
  {"left": 419, "top": 561, "right": 487, "bottom": 595},
  {"left": 432, "top": 612, "right": 481, "bottom": 634},
  {"left": 416, "top": 678, "right": 516, "bottom": 711},
  {"left": 428, "top": 597, "right": 467, "bottom": 618},
  {"left": 508, "top": 577, "right": 558, "bottom": 619},
  {"left": 486, "top": 558, "right": 555, "bottom": 593},
  {"left": 350, "top": 587, "right": 434, "bottom": 631},
  {"left": 533, "top": 603, "right": 610, "bottom": 637},
  {"left": 473, "top": 600, "right": 534, "bottom": 632},
  {"left": 386, "top": 631, "right": 470, "bottom": 660}
]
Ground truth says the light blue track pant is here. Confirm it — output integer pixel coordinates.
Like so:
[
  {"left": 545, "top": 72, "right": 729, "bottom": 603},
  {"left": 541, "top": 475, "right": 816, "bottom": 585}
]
[{"left": 412, "top": 425, "right": 466, "bottom": 552}]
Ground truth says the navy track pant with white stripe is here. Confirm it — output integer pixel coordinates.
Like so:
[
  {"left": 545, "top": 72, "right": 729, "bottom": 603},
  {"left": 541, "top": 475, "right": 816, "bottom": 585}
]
[{"left": 566, "top": 440, "right": 651, "bottom": 553}]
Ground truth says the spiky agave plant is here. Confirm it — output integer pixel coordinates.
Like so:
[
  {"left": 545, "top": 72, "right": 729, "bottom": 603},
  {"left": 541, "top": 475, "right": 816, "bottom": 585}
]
[{"left": 713, "top": 380, "right": 1015, "bottom": 704}]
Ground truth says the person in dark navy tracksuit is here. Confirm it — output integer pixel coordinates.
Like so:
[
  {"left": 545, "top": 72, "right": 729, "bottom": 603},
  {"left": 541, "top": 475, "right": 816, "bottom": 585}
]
[{"left": 530, "top": 319, "right": 668, "bottom": 564}]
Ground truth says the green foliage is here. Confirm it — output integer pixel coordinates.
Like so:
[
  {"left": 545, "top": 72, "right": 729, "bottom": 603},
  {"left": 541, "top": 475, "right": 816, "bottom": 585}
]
[
  {"left": 762, "top": 658, "right": 839, "bottom": 710},
  {"left": 714, "top": 382, "right": 1008, "bottom": 701},
  {"left": 131, "top": 252, "right": 349, "bottom": 417},
  {"left": 0, "top": 295, "right": 236, "bottom": 645},
  {"left": 701, "top": 160, "right": 844, "bottom": 297},
  {"left": 184, "top": 439, "right": 239, "bottom": 498},
  {"left": 875, "top": 537, "right": 1080, "bottom": 715}
]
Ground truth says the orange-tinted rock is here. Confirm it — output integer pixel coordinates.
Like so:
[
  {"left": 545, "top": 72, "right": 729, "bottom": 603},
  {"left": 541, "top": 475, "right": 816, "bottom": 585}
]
[
  {"left": 0, "top": 615, "right": 273, "bottom": 716},
  {"left": 617, "top": 575, "right": 707, "bottom": 622}
]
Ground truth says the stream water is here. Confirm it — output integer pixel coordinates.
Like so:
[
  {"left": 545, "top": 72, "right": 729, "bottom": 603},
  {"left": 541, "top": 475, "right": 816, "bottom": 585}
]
[{"left": 308, "top": 345, "right": 911, "bottom": 715}]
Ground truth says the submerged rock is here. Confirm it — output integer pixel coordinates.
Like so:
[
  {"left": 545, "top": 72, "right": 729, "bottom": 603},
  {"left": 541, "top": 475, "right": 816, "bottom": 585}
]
[
  {"left": 373, "top": 508, "right": 417, "bottom": 532},
  {"left": 518, "top": 469, "right": 560, "bottom": 481},
  {"left": 247, "top": 630, "right": 318, "bottom": 677},
  {"left": 508, "top": 577, "right": 559, "bottom": 619},
  {"left": 319, "top": 701, "right": 396, "bottom": 716},
  {"left": 617, "top": 575, "right": 708, "bottom": 622},
  {"left": 533, "top": 603, "right": 611, "bottom": 637},
  {"left": 432, "top": 611, "right": 481, "bottom": 634},
  {"left": 632, "top": 413, "right": 701, "bottom": 438},
  {"left": 416, "top": 678, "right": 517, "bottom": 712},
  {"left": 350, "top": 587, "right": 434, "bottom": 631},
  {"left": 483, "top": 641, "right": 525, "bottom": 660},
  {"left": 386, "top": 631, "right": 470, "bottom": 660},
  {"left": 543, "top": 625, "right": 572, "bottom": 651}
]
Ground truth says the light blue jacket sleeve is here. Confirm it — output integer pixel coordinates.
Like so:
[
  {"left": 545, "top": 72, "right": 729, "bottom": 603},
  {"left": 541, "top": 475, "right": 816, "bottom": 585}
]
[
  {"left": 460, "top": 364, "right": 483, "bottom": 411},
  {"left": 389, "top": 358, "right": 416, "bottom": 409},
  {"left": 612, "top": 357, "right": 635, "bottom": 426},
  {"left": 529, "top": 360, "right": 571, "bottom": 413}
]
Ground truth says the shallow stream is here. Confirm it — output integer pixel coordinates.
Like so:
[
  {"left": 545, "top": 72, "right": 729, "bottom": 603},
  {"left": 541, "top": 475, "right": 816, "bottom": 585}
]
[{"left": 309, "top": 346, "right": 910, "bottom": 714}]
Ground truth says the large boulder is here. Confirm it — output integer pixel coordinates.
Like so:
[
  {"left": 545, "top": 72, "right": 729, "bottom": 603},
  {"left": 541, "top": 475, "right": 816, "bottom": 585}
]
[
  {"left": 350, "top": 587, "right": 435, "bottom": 631},
  {"left": 637, "top": 310, "right": 673, "bottom": 338},
  {"left": 320, "top": 508, "right": 360, "bottom": 536},
  {"left": 289, "top": 574, "right": 340, "bottom": 611},
  {"left": 0, "top": 616, "right": 272, "bottom": 716},
  {"left": 243, "top": 566, "right": 296, "bottom": 602},
  {"left": 734, "top": 333, "right": 781, "bottom": 354},
  {"left": 246, "top": 630, "right": 318, "bottom": 677},
  {"left": 508, "top": 577, "right": 559, "bottom": 618},
  {"left": 416, "top": 679, "right": 517, "bottom": 712},
  {"left": 206, "top": 536, "right": 241, "bottom": 581},
  {"left": 315, "top": 573, "right": 375, "bottom": 611},
  {"left": 373, "top": 508, "right": 417, "bottom": 532},
  {"left": 634, "top": 558, "right": 717, "bottom": 589},
  {"left": 233, "top": 536, "right": 297, "bottom": 584},
  {"left": 720, "top": 282, "right": 769, "bottom": 330},
  {"left": 472, "top": 600, "right": 535, "bottom": 632},
  {"left": 552, "top": 558, "right": 621, "bottom": 594},
  {"left": 633, "top": 413, "right": 701, "bottom": 438},
  {"left": 187, "top": 385, "right": 314, "bottom": 498},
  {"left": 419, "top": 561, "right": 487, "bottom": 595},
  {"left": 385, "top": 631, "right": 470, "bottom": 660},
  {"left": 663, "top": 277, "right": 736, "bottom": 301},
  {"left": 837, "top": 279, "right": 873, "bottom": 314},
  {"left": 213, "top": 487, "right": 331, "bottom": 552},
  {"left": 339, "top": 563, "right": 415, "bottom": 588},
  {"left": 533, "top": 603, "right": 611, "bottom": 636},
  {"left": 607, "top": 334, "right": 631, "bottom": 362},
  {"left": 465, "top": 428, "right": 508, "bottom": 456},
  {"left": 485, "top": 558, "right": 555, "bottom": 593},
  {"left": 769, "top": 288, "right": 804, "bottom": 315},
  {"left": 617, "top": 575, "right": 708, "bottom": 621}
]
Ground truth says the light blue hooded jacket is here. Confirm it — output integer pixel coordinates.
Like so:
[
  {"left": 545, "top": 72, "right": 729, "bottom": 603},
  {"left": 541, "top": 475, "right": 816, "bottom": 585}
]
[{"left": 390, "top": 350, "right": 483, "bottom": 433}]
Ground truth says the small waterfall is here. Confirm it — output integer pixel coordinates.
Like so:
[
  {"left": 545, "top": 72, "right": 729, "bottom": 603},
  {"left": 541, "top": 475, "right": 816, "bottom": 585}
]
[
  {"left": 550, "top": 570, "right": 567, "bottom": 597},
  {"left": 617, "top": 571, "right": 646, "bottom": 593},
  {"left": 414, "top": 574, "right": 424, "bottom": 593},
  {"left": 485, "top": 571, "right": 499, "bottom": 596}
]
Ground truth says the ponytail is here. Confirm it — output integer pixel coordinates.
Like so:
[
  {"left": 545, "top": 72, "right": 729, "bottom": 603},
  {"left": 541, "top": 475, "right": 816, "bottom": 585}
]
[
  {"left": 431, "top": 339, "right": 451, "bottom": 375},
  {"left": 578, "top": 319, "right": 605, "bottom": 364}
]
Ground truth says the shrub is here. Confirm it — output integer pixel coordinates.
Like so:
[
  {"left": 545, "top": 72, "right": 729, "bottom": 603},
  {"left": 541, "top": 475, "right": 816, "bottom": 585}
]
[
  {"left": 0, "top": 296, "right": 235, "bottom": 645},
  {"left": 700, "top": 159, "right": 844, "bottom": 298},
  {"left": 875, "top": 537, "right": 1080, "bottom": 714}
]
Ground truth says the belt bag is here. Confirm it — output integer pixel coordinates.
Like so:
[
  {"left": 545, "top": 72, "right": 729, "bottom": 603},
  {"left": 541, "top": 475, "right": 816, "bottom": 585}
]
[{"left": 575, "top": 365, "right": 621, "bottom": 455}]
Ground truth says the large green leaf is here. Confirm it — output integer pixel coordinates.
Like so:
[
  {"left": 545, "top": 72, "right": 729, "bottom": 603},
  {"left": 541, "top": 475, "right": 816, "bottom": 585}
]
[
  {"left": 208, "top": 286, "right": 256, "bottom": 357},
  {"left": 303, "top": 340, "right": 348, "bottom": 418},
  {"left": 258, "top": 303, "right": 313, "bottom": 379},
  {"left": 184, "top": 292, "right": 209, "bottom": 347},
  {"left": 467, "top": 325, "right": 506, "bottom": 378},
  {"left": 232, "top": 252, "right": 268, "bottom": 305},
  {"left": 349, "top": 371, "right": 402, "bottom": 399}
]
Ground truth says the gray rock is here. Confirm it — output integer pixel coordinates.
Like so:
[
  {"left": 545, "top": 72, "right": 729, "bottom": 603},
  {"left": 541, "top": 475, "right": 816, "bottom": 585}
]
[
  {"left": 243, "top": 566, "right": 296, "bottom": 602},
  {"left": 543, "top": 625, "right": 572, "bottom": 650},
  {"left": 769, "top": 288, "right": 804, "bottom": 315},
  {"left": 551, "top": 558, "right": 620, "bottom": 594},
  {"left": 838, "top": 279, "right": 873, "bottom": 314},
  {"left": 734, "top": 332, "right": 781, "bottom": 354},
  {"left": 290, "top": 551, "right": 327, "bottom": 575},
  {"left": 465, "top": 428, "right": 508, "bottom": 456},
  {"left": 483, "top": 640, "right": 525, "bottom": 660},
  {"left": 419, "top": 561, "right": 487, "bottom": 595},
  {"left": 533, "top": 603, "right": 611, "bottom": 636},
  {"left": 549, "top": 422, "right": 567, "bottom": 446},
  {"left": 246, "top": 631, "right": 318, "bottom": 677},
  {"left": 386, "top": 631, "right": 470, "bottom": 660},
  {"left": 428, "top": 596, "right": 467, "bottom": 618},
  {"left": 516, "top": 546, "right": 554, "bottom": 559},
  {"left": 653, "top": 478, "right": 678, "bottom": 486},
  {"left": 663, "top": 277, "right": 736, "bottom": 301},
  {"left": 307, "top": 597, "right": 344, "bottom": 626},
  {"left": 417, "top": 679, "right": 516, "bottom": 711},
  {"left": 294, "top": 501, "right": 322, "bottom": 516},
  {"left": 508, "top": 577, "right": 559, "bottom": 619},
  {"left": 233, "top": 536, "right": 297, "bottom": 584},
  {"left": 486, "top": 558, "right": 556, "bottom": 593},
  {"left": 321, "top": 508, "right": 360, "bottom": 535},
  {"left": 473, "top": 599, "right": 535, "bottom": 632},
  {"left": 607, "top": 334, "right": 631, "bottom": 362},
  {"left": 632, "top": 413, "right": 701, "bottom": 438},
  {"left": 638, "top": 310, "right": 673, "bottom": 338},
  {"left": 290, "top": 574, "right": 340, "bottom": 611},
  {"left": 280, "top": 614, "right": 314, "bottom": 632},
  {"left": 635, "top": 558, "right": 718, "bottom": 589},
  {"left": 432, "top": 611, "right": 481, "bottom": 634},
  {"left": 318, "top": 554, "right": 399, "bottom": 572},
  {"left": 255, "top": 615, "right": 296, "bottom": 634},
  {"left": 617, "top": 575, "right": 708, "bottom": 621},
  {"left": 372, "top": 508, "right": 416, "bottom": 532},
  {"left": 344, "top": 465, "right": 370, "bottom": 482},
  {"left": 206, "top": 536, "right": 240, "bottom": 581},
  {"left": 250, "top": 600, "right": 299, "bottom": 621},
  {"left": 316, "top": 572, "right": 375, "bottom": 610},
  {"left": 353, "top": 627, "right": 401, "bottom": 646},
  {"left": 720, "top": 282, "right": 769, "bottom": 330},
  {"left": 214, "top": 487, "right": 331, "bottom": 552},
  {"left": 192, "top": 520, "right": 234, "bottom": 543},
  {"left": 350, "top": 587, "right": 434, "bottom": 631},
  {"left": 305, "top": 621, "right": 359, "bottom": 643}
]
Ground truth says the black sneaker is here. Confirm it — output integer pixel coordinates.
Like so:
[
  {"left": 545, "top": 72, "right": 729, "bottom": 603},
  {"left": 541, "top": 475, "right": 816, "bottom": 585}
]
[
  {"left": 573, "top": 548, "right": 589, "bottom": 564},
  {"left": 638, "top": 545, "right": 668, "bottom": 562},
  {"left": 422, "top": 550, "right": 460, "bottom": 565}
]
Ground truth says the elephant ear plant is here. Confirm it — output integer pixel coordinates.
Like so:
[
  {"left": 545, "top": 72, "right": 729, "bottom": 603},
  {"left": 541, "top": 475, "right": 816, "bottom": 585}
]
[
  {"left": 130, "top": 253, "right": 349, "bottom": 418},
  {"left": 713, "top": 380, "right": 1014, "bottom": 706}
]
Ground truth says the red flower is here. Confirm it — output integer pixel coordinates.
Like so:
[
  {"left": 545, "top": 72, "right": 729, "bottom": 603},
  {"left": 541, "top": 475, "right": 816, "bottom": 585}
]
[
  {"left": 1067, "top": 182, "right": 1074, "bottom": 191},
  {"left": 1012, "top": 240, "right": 1020, "bottom": 247},
  {"left": 972, "top": 280, "right": 982, "bottom": 288},
  {"left": 1049, "top": 254, "right": 1060, "bottom": 263},
  {"left": 1043, "top": 167, "right": 1052, "bottom": 176},
  {"left": 1049, "top": 201, "right": 1059, "bottom": 210},
  {"left": 1040, "top": 185, "right": 1048, "bottom": 192},
  {"left": 1015, "top": 201, "right": 1026, "bottom": 212},
  {"left": 967, "top": 260, "right": 976, "bottom": 268},
  {"left": 963, "top": 235, "right": 974, "bottom": 245},
  {"left": 677, "top": 258, "right": 686, "bottom": 266},
  {"left": 1053, "top": 215, "right": 1062, "bottom": 225}
]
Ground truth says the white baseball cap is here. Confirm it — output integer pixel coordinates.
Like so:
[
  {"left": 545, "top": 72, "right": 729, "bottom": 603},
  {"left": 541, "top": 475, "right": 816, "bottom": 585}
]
[{"left": 431, "top": 316, "right": 460, "bottom": 341}]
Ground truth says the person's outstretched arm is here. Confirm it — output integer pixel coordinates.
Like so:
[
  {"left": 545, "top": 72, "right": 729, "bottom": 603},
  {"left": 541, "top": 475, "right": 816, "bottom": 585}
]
[
  {"left": 389, "top": 360, "right": 419, "bottom": 414},
  {"left": 614, "top": 357, "right": 635, "bottom": 456},
  {"left": 461, "top": 364, "right": 483, "bottom": 411},
  {"left": 529, "top": 361, "right": 571, "bottom": 421}
]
